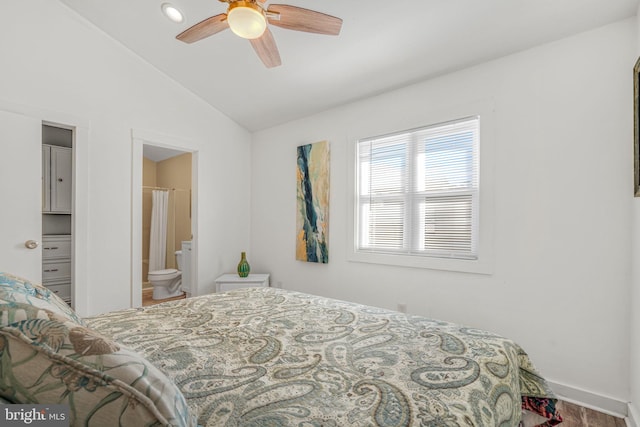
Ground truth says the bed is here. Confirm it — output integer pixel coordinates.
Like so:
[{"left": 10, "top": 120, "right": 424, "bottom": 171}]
[{"left": 0, "top": 272, "right": 562, "bottom": 426}]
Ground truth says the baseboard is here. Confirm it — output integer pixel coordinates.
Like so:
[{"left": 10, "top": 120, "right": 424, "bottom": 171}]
[
  {"left": 628, "top": 402, "right": 639, "bottom": 427},
  {"left": 547, "top": 380, "right": 628, "bottom": 418}
]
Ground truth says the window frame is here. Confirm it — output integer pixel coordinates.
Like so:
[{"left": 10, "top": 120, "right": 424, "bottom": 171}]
[{"left": 347, "top": 101, "right": 494, "bottom": 274}]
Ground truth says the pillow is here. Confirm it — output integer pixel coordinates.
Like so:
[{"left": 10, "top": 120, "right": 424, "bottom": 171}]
[
  {"left": 0, "top": 273, "right": 194, "bottom": 426},
  {"left": 0, "top": 272, "right": 83, "bottom": 325}
]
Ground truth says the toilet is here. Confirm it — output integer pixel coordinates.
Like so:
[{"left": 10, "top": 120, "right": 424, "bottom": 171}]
[{"left": 148, "top": 250, "right": 183, "bottom": 300}]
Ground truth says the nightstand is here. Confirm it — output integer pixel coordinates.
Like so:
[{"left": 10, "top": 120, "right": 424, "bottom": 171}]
[{"left": 214, "top": 273, "right": 270, "bottom": 293}]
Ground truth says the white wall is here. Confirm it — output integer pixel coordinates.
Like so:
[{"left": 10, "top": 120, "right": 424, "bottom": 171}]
[
  {"left": 251, "top": 19, "right": 635, "bottom": 407},
  {"left": 0, "top": 0, "right": 251, "bottom": 315},
  {"left": 629, "top": 5, "right": 640, "bottom": 424}
]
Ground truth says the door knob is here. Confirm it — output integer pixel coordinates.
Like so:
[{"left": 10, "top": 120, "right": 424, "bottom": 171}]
[{"left": 25, "top": 240, "right": 39, "bottom": 249}]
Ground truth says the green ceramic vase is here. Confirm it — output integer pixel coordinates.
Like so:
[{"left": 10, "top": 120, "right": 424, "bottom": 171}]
[{"left": 237, "top": 252, "right": 250, "bottom": 278}]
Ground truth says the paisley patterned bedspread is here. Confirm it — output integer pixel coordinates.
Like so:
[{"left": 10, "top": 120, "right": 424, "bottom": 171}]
[{"left": 86, "top": 287, "right": 561, "bottom": 427}]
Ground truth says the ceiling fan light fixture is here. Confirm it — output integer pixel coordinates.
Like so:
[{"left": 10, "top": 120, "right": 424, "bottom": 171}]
[
  {"left": 161, "top": 3, "right": 184, "bottom": 23},
  {"left": 227, "top": 1, "right": 267, "bottom": 39}
]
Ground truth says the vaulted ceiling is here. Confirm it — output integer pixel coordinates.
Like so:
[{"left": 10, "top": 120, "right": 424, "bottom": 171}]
[{"left": 59, "top": 0, "right": 638, "bottom": 131}]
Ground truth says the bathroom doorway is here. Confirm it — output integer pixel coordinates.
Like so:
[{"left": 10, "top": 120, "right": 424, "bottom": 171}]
[
  {"left": 142, "top": 146, "right": 192, "bottom": 305},
  {"left": 131, "top": 130, "right": 198, "bottom": 308}
]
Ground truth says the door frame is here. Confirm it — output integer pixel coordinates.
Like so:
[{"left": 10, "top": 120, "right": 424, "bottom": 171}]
[
  {"left": 0, "top": 99, "right": 90, "bottom": 316},
  {"left": 131, "top": 128, "right": 199, "bottom": 308}
]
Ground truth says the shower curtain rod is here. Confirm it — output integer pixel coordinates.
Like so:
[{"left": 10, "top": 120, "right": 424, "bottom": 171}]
[{"left": 142, "top": 186, "right": 190, "bottom": 192}]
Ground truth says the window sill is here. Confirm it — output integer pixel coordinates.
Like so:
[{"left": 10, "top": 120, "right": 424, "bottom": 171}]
[{"left": 348, "top": 250, "right": 493, "bottom": 275}]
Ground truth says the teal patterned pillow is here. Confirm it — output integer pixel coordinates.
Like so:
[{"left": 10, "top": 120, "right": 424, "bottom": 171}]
[
  {"left": 0, "top": 272, "right": 83, "bottom": 325},
  {"left": 0, "top": 304, "right": 194, "bottom": 426},
  {"left": 0, "top": 273, "right": 195, "bottom": 426}
]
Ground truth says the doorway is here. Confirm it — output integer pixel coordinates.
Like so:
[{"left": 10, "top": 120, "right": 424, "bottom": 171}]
[
  {"left": 131, "top": 130, "right": 198, "bottom": 308},
  {"left": 142, "top": 146, "right": 191, "bottom": 305},
  {"left": 0, "top": 106, "right": 89, "bottom": 316},
  {"left": 42, "top": 124, "right": 74, "bottom": 307}
]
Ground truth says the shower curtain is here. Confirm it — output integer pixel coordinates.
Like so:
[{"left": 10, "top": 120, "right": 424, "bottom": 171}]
[{"left": 149, "top": 189, "right": 169, "bottom": 277}]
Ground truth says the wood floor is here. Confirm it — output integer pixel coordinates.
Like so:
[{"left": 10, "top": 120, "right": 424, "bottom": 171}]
[
  {"left": 141, "top": 287, "right": 186, "bottom": 306},
  {"left": 556, "top": 400, "right": 626, "bottom": 427}
]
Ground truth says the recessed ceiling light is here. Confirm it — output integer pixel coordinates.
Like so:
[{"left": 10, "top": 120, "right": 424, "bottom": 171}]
[{"left": 161, "top": 3, "right": 184, "bottom": 23}]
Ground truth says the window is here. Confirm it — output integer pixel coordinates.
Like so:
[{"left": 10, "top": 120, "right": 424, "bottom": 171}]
[{"left": 355, "top": 116, "right": 479, "bottom": 261}]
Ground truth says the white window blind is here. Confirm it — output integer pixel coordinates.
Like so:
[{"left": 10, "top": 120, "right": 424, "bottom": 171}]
[{"left": 356, "top": 116, "right": 479, "bottom": 260}]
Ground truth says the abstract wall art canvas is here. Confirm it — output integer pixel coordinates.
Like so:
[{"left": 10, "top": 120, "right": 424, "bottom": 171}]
[{"left": 296, "top": 140, "right": 330, "bottom": 263}]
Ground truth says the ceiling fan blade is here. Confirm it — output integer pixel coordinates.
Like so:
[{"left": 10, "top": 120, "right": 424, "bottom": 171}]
[
  {"left": 267, "top": 4, "right": 342, "bottom": 36},
  {"left": 250, "top": 28, "right": 282, "bottom": 68},
  {"left": 176, "top": 14, "right": 229, "bottom": 44}
]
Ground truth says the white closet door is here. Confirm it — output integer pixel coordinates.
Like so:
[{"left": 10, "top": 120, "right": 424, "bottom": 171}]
[{"left": 0, "top": 110, "right": 43, "bottom": 282}]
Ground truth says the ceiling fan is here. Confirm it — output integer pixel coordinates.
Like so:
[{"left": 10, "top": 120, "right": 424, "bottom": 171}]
[{"left": 176, "top": 0, "right": 343, "bottom": 68}]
